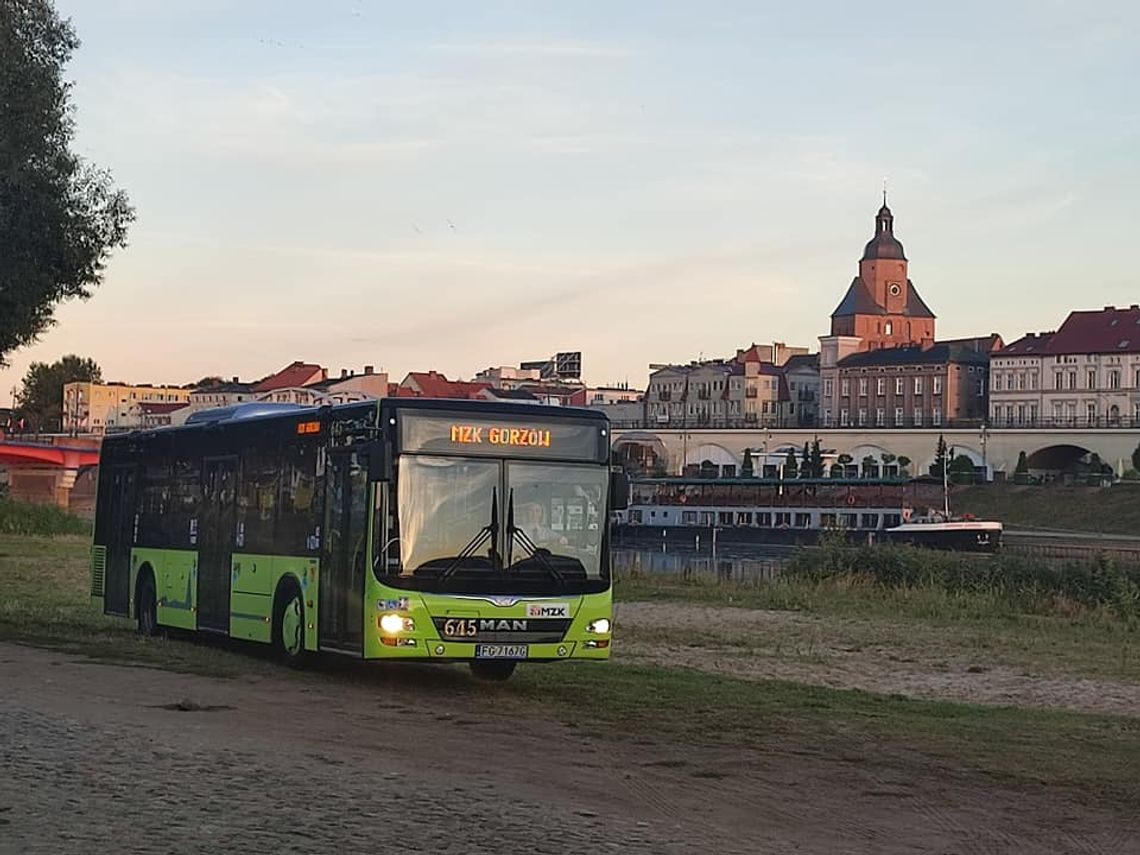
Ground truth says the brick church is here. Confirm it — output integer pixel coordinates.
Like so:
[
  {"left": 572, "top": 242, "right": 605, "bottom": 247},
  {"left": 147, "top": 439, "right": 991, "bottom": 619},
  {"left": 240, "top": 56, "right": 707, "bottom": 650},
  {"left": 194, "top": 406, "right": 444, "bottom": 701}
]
[{"left": 819, "top": 200, "right": 1001, "bottom": 429}]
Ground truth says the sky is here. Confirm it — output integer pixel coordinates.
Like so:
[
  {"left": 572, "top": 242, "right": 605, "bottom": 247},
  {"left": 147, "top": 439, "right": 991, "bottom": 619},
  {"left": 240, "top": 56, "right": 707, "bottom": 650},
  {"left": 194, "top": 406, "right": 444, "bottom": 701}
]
[{"left": 4, "top": 0, "right": 1140, "bottom": 403}]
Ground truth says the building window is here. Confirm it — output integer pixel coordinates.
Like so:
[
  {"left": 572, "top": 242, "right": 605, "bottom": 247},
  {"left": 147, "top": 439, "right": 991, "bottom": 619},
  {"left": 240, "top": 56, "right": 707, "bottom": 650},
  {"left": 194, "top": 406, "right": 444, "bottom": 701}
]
[
  {"left": 1055, "top": 371, "right": 1063, "bottom": 390},
  {"left": 858, "top": 409, "right": 867, "bottom": 426},
  {"left": 824, "top": 379, "right": 833, "bottom": 397},
  {"left": 841, "top": 379, "right": 850, "bottom": 397},
  {"left": 914, "top": 377, "right": 923, "bottom": 395},
  {"left": 993, "top": 374, "right": 1002, "bottom": 391},
  {"left": 1053, "top": 402, "right": 1063, "bottom": 422},
  {"left": 1109, "top": 370, "right": 1120, "bottom": 389},
  {"left": 858, "top": 378, "right": 868, "bottom": 397},
  {"left": 1087, "top": 369, "right": 1097, "bottom": 389},
  {"left": 1087, "top": 402, "right": 1096, "bottom": 424},
  {"left": 894, "top": 407, "right": 904, "bottom": 425},
  {"left": 933, "top": 407, "right": 942, "bottom": 426},
  {"left": 840, "top": 409, "right": 850, "bottom": 427},
  {"left": 933, "top": 376, "right": 942, "bottom": 395},
  {"left": 895, "top": 377, "right": 904, "bottom": 395},
  {"left": 913, "top": 409, "right": 922, "bottom": 427},
  {"left": 885, "top": 321, "right": 893, "bottom": 336},
  {"left": 875, "top": 408, "right": 885, "bottom": 426},
  {"left": 1029, "top": 404, "right": 1038, "bottom": 424},
  {"left": 1068, "top": 372, "right": 1077, "bottom": 390},
  {"left": 1017, "top": 404, "right": 1025, "bottom": 425},
  {"left": 876, "top": 378, "right": 885, "bottom": 395},
  {"left": 1016, "top": 373, "right": 1025, "bottom": 390},
  {"left": 823, "top": 409, "right": 832, "bottom": 426}
]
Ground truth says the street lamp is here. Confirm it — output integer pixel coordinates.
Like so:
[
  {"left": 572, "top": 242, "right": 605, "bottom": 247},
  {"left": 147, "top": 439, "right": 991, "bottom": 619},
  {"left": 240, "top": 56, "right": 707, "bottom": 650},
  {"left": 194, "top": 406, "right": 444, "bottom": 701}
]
[{"left": 979, "top": 422, "right": 989, "bottom": 479}]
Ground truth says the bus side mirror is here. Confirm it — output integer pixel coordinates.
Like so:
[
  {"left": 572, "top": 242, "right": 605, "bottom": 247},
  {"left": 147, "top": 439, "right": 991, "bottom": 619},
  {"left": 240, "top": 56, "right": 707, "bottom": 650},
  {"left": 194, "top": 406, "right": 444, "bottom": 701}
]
[{"left": 610, "top": 471, "right": 629, "bottom": 510}]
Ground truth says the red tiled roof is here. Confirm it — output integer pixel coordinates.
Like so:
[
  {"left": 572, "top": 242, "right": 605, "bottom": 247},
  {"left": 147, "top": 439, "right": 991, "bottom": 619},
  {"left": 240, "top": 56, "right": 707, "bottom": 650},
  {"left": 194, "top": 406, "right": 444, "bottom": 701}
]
[
  {"left": 139, "top": 402, "right": 189, "bottom": 415},
  {"left": 997, "top": 332, "right": 1055, "bottom": 356},
  {"left": 401, "top": 371, "right": 491, "bottom": 399},
  {"left": 940, "top": 333, "right": 1005, "bottom": 353},
  {"left": 1044, "top": 306, "right": 1140, "bottom": 355},
  {"left": 253, "top": 361, "right": 326, "bottom": 393}
]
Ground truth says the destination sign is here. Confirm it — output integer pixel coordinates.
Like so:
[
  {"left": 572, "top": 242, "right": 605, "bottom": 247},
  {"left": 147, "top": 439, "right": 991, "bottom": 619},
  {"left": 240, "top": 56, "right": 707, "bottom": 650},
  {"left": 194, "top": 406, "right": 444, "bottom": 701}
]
[{"left": 399, "top": 412, "right": 604, "bottom": 461}]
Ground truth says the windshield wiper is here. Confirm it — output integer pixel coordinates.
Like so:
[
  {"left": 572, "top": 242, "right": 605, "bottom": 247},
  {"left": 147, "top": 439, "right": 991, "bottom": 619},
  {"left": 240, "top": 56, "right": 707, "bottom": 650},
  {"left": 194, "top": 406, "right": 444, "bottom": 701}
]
[
  {"left": 439, "top": 487, "right": 500, "bottom": 583},
  {"left": 506, "top": 488, "right": 565, "bottom": 587}
]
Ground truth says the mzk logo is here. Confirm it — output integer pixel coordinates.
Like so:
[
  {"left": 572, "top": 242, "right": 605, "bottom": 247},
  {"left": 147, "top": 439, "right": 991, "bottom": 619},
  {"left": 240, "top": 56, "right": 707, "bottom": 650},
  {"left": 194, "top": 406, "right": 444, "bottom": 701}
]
[{"left": 525, "top": 602, "right": 570, "bottom": 618}]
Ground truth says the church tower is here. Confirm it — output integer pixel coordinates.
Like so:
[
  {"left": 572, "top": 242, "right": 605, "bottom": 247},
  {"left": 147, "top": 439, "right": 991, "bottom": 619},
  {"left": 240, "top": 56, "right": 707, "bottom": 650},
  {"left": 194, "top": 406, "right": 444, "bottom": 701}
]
[{"left": 829, "top": 199, "right": 935, "bottom": 350}]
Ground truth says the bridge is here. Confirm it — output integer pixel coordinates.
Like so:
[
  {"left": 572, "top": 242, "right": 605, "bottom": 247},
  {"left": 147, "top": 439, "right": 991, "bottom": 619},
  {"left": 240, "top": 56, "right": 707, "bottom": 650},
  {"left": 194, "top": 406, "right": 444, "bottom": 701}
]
[
  {"left": 0, "top": 439, "right": 101, "bottom": 509},
  {"left": 611, "top": 426, "right": 1140, "bottom": 478}
]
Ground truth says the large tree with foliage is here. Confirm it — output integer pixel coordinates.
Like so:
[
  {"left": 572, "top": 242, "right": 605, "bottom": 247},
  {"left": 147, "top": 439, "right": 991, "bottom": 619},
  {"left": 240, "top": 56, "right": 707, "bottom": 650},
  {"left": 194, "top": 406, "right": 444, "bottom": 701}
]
[
  {"left": 16, "top": 353, "right": 100, "bottom": 432},
  {"left": 810, "top": 439, "right": 823, "bottom": 479},
  {"left": 1132, "top": 442, "right": 1140, "bottom": 473},
  {"left": 741, "top": 447, "right": 754, "bottom": 478},
  {"left": 0, "top": 1, "right": 134, "bottom": 366}
]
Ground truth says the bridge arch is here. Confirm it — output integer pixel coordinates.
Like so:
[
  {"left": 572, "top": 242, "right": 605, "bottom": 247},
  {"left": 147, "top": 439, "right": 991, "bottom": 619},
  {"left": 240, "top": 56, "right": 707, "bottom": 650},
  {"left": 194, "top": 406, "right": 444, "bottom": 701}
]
[
  {"left": 1026, "top": 443, "right": 1095, "bottom": 474},
  {"left": 612, "top": 433, "right": 669, "bottom": 477}
]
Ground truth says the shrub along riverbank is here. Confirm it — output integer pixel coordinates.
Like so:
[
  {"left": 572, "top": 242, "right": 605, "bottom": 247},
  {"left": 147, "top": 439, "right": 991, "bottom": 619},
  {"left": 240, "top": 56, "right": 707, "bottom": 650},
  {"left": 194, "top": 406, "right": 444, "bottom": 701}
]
[
  {"left": 789, "top": 537, "right": 1140, "bottom": 622},
  {"left": 0, "top": 500, "right": 91, "bottom": 537}
]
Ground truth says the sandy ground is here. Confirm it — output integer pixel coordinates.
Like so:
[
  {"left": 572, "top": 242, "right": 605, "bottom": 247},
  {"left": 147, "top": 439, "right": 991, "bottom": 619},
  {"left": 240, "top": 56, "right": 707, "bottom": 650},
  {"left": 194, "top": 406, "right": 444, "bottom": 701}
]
[
  {"left": 614, "top": 602, "right": 1140, "bottom": 717},
  {"left": 1, "top": 642, "right": 1136, "bottom": 854}
]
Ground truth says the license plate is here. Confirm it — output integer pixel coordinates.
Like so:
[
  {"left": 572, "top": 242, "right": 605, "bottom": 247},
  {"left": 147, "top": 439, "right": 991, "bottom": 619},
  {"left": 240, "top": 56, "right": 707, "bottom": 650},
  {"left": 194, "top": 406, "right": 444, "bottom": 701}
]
[{"left": 474, "top": 644, "right": 528, "bottom": 659}]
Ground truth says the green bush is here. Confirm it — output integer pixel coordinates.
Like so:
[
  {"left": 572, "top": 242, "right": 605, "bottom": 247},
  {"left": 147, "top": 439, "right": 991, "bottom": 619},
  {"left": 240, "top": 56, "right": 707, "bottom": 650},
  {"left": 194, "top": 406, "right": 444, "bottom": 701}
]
[
  {"left": 788, "top": 540, "right": 1140, "bottom": 622},
  {"left": 0, "top": 500, "right": 90, "bottom": 536}
]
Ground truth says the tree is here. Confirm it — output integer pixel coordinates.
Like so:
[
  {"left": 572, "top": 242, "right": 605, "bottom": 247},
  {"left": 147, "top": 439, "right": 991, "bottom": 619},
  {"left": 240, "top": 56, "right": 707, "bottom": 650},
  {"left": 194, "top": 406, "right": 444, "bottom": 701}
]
[
  {"left": 948, "top": 453, "right": 976, "bottom": 484},
  {"left": 861, "top": 455, "right": 877, "bottom": 478},
  {"left": 880, "top": 452, "right": 897, "bottom": 477},
  {"left": 810, "top": 439, "right": 824, "bottom": 479},
  {"left": 1133, "top": 442, "right": 1140, "bottom": 473},
  {"left": 783, "top": 448, "right": 798, "bottom": 479},
  {"left": 0, "top": 1, "right": 134, "bottom": 366},
  {"left": 16, "top": 354, "right": 101, "bottom": 433},
  {"left": 800, "top": 442, "right": 812, "bottom": 478},
  {"left": 741, "top": 447, "right": 754, "bottom": 478},
  {"left": 837, "top": 452, "right": 853, "bottom": 478},
  {"left": 1014, "top": 451, "right": 1029, "bottom": 475},
  {"left": 897, "top": 455, "right": 912, "bottom": 477},
  {"left": 929, "top": 434, "right": 949, "bottom": 479}
]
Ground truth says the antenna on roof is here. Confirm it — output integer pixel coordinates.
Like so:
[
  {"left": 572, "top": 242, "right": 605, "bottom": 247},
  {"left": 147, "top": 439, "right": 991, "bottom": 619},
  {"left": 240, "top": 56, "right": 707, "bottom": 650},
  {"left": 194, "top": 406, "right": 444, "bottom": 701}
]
[{"left": 882, "top": 177, "right": 888, "bottom": 207}]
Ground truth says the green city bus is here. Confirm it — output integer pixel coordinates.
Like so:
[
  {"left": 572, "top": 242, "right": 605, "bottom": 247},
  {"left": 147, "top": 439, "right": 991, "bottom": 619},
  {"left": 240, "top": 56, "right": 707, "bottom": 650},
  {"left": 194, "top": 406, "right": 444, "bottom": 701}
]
[{"left": 90, "top": 398, "right": 625, "bottom": 680}]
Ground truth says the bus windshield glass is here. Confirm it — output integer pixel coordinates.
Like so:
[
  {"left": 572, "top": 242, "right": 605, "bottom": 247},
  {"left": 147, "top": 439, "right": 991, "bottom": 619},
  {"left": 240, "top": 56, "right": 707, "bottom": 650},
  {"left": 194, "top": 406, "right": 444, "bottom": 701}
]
[{"left": 393, "top": 455, "right": 607, "bottom": 594}]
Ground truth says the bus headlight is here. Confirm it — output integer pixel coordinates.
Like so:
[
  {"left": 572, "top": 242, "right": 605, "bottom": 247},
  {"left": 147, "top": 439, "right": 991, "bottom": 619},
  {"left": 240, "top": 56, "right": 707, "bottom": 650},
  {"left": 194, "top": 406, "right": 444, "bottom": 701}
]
[
  {"left": 586, "top": 618, "right": 611, "bottom": 634},
  {"left": 379, "top": 614, "right": 414, "bottom": 634}
]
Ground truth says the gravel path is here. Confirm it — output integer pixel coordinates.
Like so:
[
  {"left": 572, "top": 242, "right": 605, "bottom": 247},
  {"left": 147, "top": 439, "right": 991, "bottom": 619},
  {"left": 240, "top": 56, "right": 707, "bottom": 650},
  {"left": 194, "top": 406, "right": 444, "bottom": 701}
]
[
  {"left": 614, "top": 601, "right": 1140, "bottom": 717},
  {"left": 1, "top": 643, "right": 1134, "bottom": 854}
]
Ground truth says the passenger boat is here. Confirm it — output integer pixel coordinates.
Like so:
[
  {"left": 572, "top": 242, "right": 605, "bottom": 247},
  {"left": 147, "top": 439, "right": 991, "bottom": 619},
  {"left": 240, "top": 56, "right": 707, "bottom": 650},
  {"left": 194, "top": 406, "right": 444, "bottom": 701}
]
[{"left": 612, "top": 476, "right": 1001, "bottom": 553}]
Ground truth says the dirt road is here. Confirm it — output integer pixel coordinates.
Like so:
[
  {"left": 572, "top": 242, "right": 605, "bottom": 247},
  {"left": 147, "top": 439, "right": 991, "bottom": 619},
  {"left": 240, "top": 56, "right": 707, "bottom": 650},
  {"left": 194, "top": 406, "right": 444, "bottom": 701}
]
[{"left": 1, "top": 642, "right": 1134, "bottom": 854}]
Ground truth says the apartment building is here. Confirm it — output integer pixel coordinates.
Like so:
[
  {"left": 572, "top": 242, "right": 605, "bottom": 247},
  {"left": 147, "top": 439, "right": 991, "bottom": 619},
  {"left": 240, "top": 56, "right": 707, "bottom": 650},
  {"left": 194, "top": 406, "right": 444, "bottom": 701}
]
[{"left": 989, "top": 306, "right": 1140, "bottom": 427}]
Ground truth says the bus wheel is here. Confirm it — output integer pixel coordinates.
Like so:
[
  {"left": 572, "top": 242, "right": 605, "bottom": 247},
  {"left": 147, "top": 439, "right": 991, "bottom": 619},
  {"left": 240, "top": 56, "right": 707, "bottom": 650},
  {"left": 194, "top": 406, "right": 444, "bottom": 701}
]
[
  {"left": 469, "top": 660, "right": 517, "bottom": 682},
  {"left": 273, "top": 582, "right": 307, "bottom": 665},
  {"left": 136, "top": 571, "right": 159, "bottom": 637}
]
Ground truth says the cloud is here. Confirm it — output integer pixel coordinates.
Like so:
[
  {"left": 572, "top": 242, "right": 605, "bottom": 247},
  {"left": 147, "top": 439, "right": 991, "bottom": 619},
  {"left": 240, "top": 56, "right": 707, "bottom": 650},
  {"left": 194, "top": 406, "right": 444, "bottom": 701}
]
[{"left": 427, "top": 40, "right": 633, "bottom": 59}]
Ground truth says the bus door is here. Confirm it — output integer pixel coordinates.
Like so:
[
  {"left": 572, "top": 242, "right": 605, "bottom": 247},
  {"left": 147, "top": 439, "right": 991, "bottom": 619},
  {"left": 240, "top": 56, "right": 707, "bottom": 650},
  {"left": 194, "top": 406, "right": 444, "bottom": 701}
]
[
  {"left": 198, "top": 456, "right": 238, "bottom": 632},
  {"left": 104, "top": 465, "right": 138, "bottom": 617},
  {"left": 320, "top": 449, "right": 368, "bottom": 652}
]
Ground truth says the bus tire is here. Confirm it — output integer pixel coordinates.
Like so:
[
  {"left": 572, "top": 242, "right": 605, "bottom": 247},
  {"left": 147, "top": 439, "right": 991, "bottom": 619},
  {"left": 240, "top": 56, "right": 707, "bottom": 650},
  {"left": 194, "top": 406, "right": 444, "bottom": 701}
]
[
  {"left": 469, "top": 660, "right": 517, "bottom": 682},
  {"left": 272, "top": 579, "right": 308, "bottom": 665},
  {"left": 136, "top": 570, "right": 159, "bottom": 637}
]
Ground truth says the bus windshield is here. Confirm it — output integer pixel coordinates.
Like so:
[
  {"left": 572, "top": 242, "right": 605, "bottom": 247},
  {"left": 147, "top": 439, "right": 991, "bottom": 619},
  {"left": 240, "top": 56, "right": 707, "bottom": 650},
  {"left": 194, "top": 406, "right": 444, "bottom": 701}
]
[{"left": 393, "top": 455, "right": 607, "bottom": 593}]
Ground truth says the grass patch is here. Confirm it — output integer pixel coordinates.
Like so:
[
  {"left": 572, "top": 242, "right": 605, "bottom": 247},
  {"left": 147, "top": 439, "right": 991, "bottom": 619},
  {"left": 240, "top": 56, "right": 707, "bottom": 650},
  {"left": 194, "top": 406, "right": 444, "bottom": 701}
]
[
  {"left": 954, "top": 482, "right": 1140, "bottom": 536},
  {"left": 2, "top": 532, "right": 1138, "bottom": 813},
  {"left": 507, "top": 662, "right": 1140, "bottom": 810},
  {"left": 0, "top": 500, "right": 91, "bottom": 536},
  {"left": 0, "top": 534, "right": 269, "bottom": 677}
]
